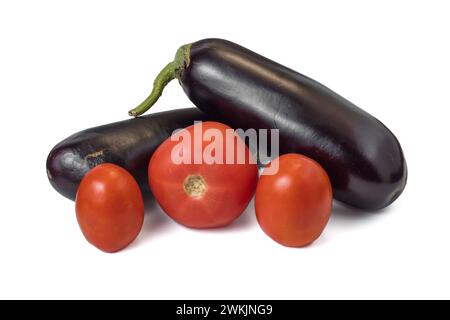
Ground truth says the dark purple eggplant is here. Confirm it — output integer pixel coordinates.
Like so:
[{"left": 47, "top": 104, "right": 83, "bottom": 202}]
[
  {"left": 47, "top": 108, "right": 209, "bottom": 200},
  {"left": 129, "top": 38, "right": 407, "bottom": 210}
]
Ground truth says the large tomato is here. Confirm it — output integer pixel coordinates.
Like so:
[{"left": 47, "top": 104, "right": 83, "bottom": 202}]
[
  {"left": 255, "top": 154, "right": 332, "bottom": 247},
  {"left": 75, "top": 163, "right": 144, "bottom": 253},
  {"left": 148, "top": 121, "right": 258, "bottom": 228}
]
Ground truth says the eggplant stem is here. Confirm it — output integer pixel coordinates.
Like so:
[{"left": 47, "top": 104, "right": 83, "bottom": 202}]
[
  {"left": 128, "top": 44, "right": 191, "bottom": 117},
  {"left": 128, "top": 62, "right": 175, "bottom": 117}
]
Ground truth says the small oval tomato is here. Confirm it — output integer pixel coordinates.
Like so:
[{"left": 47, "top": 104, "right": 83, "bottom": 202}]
[
  {"left": 255, "top": 154, "right": 332, "bottom": 247},
  {"left": 75, "top": 163, "right": 144, "bottom": 253},
  {"left": 149, "top": 121, "right": 258, "bottom": 228}
]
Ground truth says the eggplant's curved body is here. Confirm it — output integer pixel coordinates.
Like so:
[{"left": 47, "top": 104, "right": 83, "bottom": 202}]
[
  {"left": 179, "top": 39, "right": 407, "bottom": 209},
  {"left": 47, "top": 108, "right": 209, "bottom": 200}
]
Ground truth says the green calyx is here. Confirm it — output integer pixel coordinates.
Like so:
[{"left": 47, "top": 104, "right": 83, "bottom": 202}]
[
  {"left": 128, "top": 43, "right": 191, "bottom": 117},
  {"left": 174, "top": 43, "right": 191, "bottom": 77}
]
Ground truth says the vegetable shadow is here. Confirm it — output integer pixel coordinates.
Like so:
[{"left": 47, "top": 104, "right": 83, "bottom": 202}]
[
  {"left": 128, "top": 192, "right": 174, "bottom": 249},
  {"left": 129, "top": 193, "right": 257, "bottom": 250},
  {"left": 329, "top": 200, "right": 393, "bottom": 227}
]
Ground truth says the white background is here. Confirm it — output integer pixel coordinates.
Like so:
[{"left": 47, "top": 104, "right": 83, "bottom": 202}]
[{"left": 0, "top": 0, "right": 449, "bottom": 300}]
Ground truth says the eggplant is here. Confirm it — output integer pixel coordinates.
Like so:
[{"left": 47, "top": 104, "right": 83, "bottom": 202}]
[
  {"left": 129, "top": 38, "right": 407, "bottom": 210},
  {"left": 47, "top": 108, "right": 209, "bottom": 200}
]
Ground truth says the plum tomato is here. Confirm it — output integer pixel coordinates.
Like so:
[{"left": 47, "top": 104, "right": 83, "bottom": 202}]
[
  {"left": 148, "top": 121, "right": 258, "bottom": 228},
  {"left": 75, "top": 163, "right": 144, "bottom": 253},
  {"left": 255, "top": 154, "right": 332, "bottom": 247}
]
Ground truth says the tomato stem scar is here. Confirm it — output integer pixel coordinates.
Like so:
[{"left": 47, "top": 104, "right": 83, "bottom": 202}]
[{"left": 183, "top": 175, "right": 207, "bottom": 198}]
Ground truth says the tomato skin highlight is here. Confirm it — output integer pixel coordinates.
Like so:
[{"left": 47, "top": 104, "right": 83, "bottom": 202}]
[
  {"left": 148, "top": 121, "right": 258, "bottom": 228},
  {"left": 75, "top": 163, "right": 144, "bottom": 253},
  {"left": 255, "top": 154, "right": 332, "bottom": 247}
]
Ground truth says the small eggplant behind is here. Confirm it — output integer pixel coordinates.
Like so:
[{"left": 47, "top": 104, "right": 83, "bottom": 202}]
[{"left": 47, "top": 108, "right": 209, "bottom": 200}]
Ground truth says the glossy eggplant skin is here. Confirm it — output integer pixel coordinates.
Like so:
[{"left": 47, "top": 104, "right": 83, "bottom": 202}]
[
  {"left": 179, "top": 39, "right": 407, "bottom": 210},
  {"left": 47, "top": 108, "right": 209, "bottom": 200}
]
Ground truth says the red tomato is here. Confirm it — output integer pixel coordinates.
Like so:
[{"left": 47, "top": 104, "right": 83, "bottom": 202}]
[
  {"left": 75, "top": 164, "right": 144, "bottom": 253},
  {"left": 255, "top": 154, "right": 332, "bottom": 247},
  {"left": 148, "top": 121, "right": 258, "bottom": 228}
]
